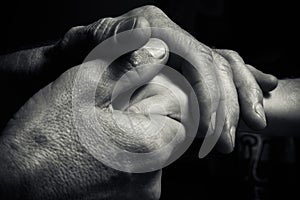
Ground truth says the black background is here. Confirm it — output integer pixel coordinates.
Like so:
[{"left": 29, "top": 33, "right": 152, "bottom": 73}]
[{"left": 0, "top": 0, "right": 299, "bottom": 199}]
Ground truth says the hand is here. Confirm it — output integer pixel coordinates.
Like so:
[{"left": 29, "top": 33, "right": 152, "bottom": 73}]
[
  {"left": 50, "top": 6, "right": 278, "bottom": 154},
  {"left": 0, "top": 37, "right": 189, "bottom": 200},
  {"left": 117, "top": 5, "right": 278, "bottom": 154},
  {"left": 1, "top": 6, "right": 278, "bottom": 154}
]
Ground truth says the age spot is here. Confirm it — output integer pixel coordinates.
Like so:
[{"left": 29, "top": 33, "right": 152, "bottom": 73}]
[{"left": 34, "top": 135, "right": 48, "bottom": 145}]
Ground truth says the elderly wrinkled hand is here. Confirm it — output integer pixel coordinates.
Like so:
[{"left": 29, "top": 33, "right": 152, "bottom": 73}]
[{"left": 51, "top": 6, "right": 278, "bottom": 154}]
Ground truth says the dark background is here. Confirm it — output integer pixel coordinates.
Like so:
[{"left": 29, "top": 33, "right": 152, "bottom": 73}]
[{"left": 0, "top": 0, "right": 299, "bottom": 199}]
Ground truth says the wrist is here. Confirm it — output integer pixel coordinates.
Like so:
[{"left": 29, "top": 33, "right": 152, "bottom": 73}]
[
  {"left": 0, "top": 142, "right": 25, "bottom": 200},
  {"left": 28, "top": 41, "right": 73, "bottom": 83}
]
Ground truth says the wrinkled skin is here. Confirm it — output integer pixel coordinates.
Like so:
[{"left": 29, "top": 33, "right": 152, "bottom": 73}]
[
  {"left": 0, "top": 38, "right": 189, "bottom": 199},
  {"left": 0, "top": 5, "right": 279, "bottom": 200},
  {"left": 55, "top": 5, "right": 278, "bottom": 153}
]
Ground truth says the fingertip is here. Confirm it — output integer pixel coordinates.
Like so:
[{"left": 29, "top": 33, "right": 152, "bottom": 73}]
[
  {"left": 266, "top": 74, "right": 278, "bottom": 91},
  {"left": 216, "top": 125, "right": 236, "bottom": 154},
  {"left": 142, "top": 38, "right": 169, "bottom": 64},
  {"left": 246, "top": 64, "right": 278, "bottom": 92},
  {"left": 254, "top": 103, "right": 267, "bottom": 128},
  {"left": 196, "top": 109, "right": 215, "bottom": 138},
  {"left": 259, "top": 73, "right": 278, "bottom": 92},
  {"left": 217, "top": 142, "right": 234, "bottom": 154},
  {"left": 242, "top": 103, "right": 267, "bottom": 130}
]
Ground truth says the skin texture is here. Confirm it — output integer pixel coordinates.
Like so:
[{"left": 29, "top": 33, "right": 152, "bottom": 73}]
[
  {"left": 0, "top": 57, "right": 298, "bottom": 200},
  {"left": 0, "top": 6, "right": 299, "bottom": 200},
  {"left": 0, "top": 38, "right": 188, "bottom": 199},
  {"left": 0, "top": 6, "right": 278, "bottom": 153}
]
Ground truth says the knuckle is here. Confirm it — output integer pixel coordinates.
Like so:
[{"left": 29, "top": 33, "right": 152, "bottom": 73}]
[
  {"left": 218, "top": 49, "right": 244, "bottom": 63},
  {"left": 225, "top": 49, "right": 238, "bottom": 56},
  {"left": 212, "top": 51, "right": 233, "bottom": 74},
  {"left": 226, "top": 50, "right": 244, "bottom": 63},
  {"left": 196, "top": 44, "right": 214, "bottom": 61},
  {"left": 212, "top": 50, "right": 225, "bottom": 63},
  {"left": 218, "top": 49, "right": 238, "bottom": 58},
  {"left": 142, "top": 5, "right": 168, "bottom": 19},
  {"left": 251, "top": 87, "right": 263, "bottom": 100},
  {"left": 143, "top": 5, "right": 163, "bottom": 13},
  {"left": 60, "top": 26, "right": 83, "bottom": 48},
  {"left": 85, "top": 17, "right": 116, "bottom": 43},
  {"left": 68, "top": 26, "right": 79, "bottom": 34}
]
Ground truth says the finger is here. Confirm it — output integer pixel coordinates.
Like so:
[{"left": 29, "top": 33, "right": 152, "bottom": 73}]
[
  {"left": 121, "top": 5, "right": 189, "bottom": 35},
  {"left": 122, "top": 6, "right": 222, "bottom": 138},
  {"left": 213, "top": 53, "right": 239, "bottom": 153},
  {"left": 246, "top": 64, "right": 278, "bottom": 92},
  {"left": 183, "top": 60, "right": 220, "bottom": 138},
  {"left": 198, "top": 53, "right": 239, "bottom": 156},
  {"left": 216, "top": 50, "right": 267, "bottom": 130}
]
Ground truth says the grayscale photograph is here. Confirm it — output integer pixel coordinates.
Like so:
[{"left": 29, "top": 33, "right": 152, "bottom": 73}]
[{"left": 0, "top": 0, "right": 299, "bottom": 199}]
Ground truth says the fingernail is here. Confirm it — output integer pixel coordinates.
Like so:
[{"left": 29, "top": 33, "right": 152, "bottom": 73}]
[
  {"left": 143, "top": 38, "right": 167, "bottom": 59},
  {"left": 255, "top": 103, "right": 266, "bottom": 125},
  {"left": 229, "top": 126, "right": 236, "bottom": 149},
  {"left": 116, "top": 17, "right": 137, "bottom": 34},
  {"left": 206, "top": 112, "right": 216, "bottom": 136},
  {"left": 211, "top": 112, "right": 216, "bottom": 131}
]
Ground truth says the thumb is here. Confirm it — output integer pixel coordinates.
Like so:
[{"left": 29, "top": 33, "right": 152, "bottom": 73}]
[{"left": 94, "top": 38, "right": 169, "bottom": 107}]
